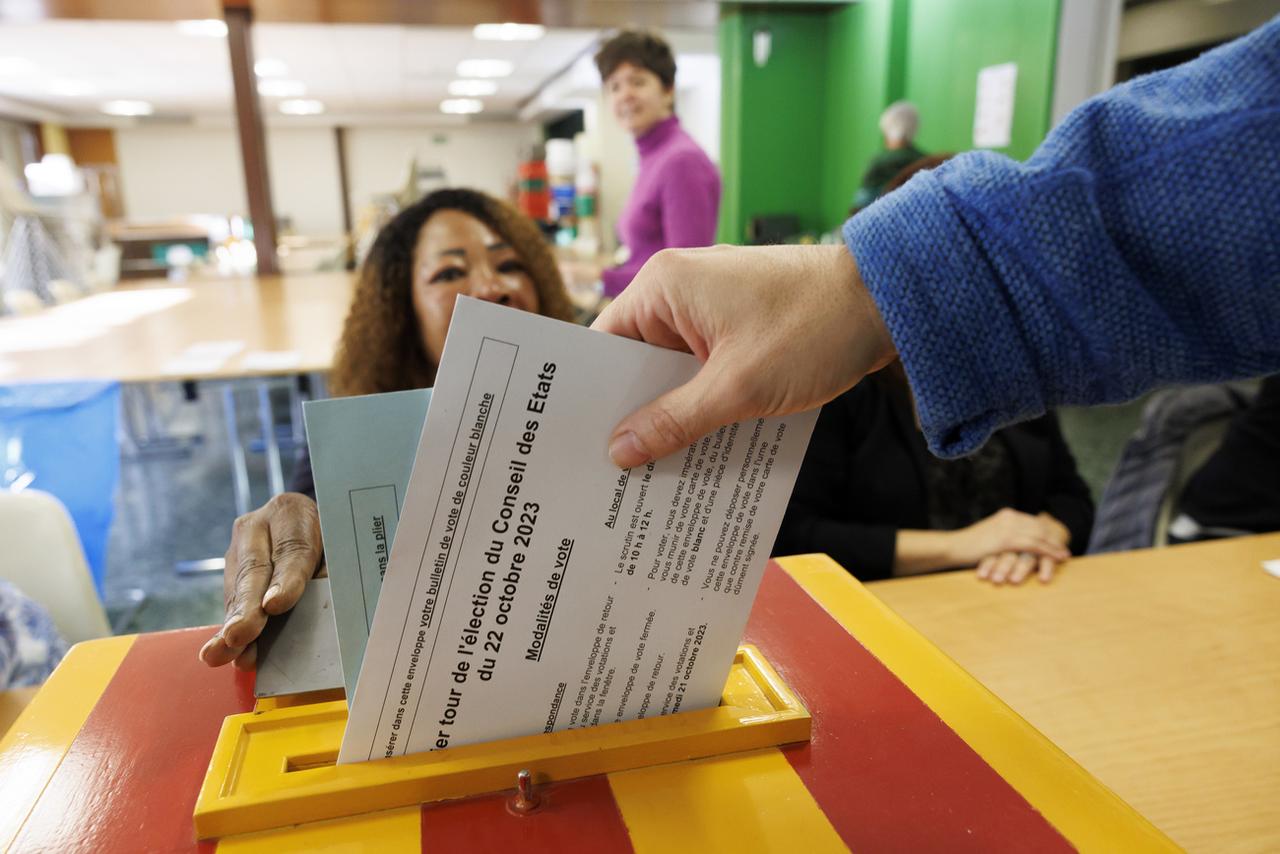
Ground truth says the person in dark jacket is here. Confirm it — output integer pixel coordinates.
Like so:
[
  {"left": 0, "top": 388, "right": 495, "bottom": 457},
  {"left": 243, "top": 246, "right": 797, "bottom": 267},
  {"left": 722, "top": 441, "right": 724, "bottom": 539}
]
[
  {"left": 1172, "top": 374, "right": 1280, "bottom": 540},
  {"left": 850, "top": 101, "right": 926, "bottom": 212},
  {"left": 775, "top": 366, "right": 1093, "bottom": 585}
]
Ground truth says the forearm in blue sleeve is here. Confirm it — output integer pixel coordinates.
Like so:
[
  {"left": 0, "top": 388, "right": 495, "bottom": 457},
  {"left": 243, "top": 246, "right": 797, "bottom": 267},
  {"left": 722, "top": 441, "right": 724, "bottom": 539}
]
[{"left": 844, "top": 16, "right": 1280, "bottom": 457}]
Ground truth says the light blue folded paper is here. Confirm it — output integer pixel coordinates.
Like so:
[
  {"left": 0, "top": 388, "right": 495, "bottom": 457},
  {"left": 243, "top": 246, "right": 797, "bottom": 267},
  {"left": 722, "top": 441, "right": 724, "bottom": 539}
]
[{"left": 303, "top": 388, "right": 431, "bottom": 701}]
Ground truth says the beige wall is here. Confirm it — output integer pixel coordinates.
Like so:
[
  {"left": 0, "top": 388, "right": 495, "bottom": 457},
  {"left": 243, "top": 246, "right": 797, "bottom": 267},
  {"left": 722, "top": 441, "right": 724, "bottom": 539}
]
[
  {"left": 1118, "top": 0, "right": 1277, "bottom": 61},
  {"left": 265, "top": 127, "right": 344, "bottom": 235},
  {"left": 114, "top": 126, "right": 249, "bottom": 227},
  {"left": 113, "top": 122, "right": 538, "bottom": 236},
  {"left": 342, "top": 123, "right": 538, "bottom": 216}
]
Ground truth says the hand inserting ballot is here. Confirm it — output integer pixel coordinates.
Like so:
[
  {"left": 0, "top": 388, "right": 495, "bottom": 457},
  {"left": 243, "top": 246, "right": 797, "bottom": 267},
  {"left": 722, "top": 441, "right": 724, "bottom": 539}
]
[
  {"left": 593, "top": 243, "right": 897, "bottom": 469},
  {"left": 199, "top": 492, "right": 325, "bottom": 669}
]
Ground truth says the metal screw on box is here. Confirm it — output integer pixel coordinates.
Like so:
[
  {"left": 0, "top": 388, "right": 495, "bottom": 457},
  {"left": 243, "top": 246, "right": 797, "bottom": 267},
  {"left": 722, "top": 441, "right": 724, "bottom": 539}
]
[{"left": 510, "top": 769, "right": 541, "bottom": 815}]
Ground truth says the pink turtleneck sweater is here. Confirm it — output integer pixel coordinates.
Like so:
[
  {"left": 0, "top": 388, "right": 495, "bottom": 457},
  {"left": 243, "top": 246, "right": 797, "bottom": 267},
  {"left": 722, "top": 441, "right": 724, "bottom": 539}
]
[{"left": 602, "top": 116, "right": 721, "bottom": 297}]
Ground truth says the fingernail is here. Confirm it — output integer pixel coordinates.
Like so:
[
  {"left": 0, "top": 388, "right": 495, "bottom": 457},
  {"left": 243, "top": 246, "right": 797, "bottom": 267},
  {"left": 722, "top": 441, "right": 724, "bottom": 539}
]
[
  {"left": 199, "top": 634, "right": 221, "bottom": 661},
  {"left": 263, "top": 584, "right": 281, "bottom": 608},
  {"left": 222, "top": 613, "right": 242, "bottom": 637},
  {"left": 608, "top": 431, "right": 649, "bottom": 469}
]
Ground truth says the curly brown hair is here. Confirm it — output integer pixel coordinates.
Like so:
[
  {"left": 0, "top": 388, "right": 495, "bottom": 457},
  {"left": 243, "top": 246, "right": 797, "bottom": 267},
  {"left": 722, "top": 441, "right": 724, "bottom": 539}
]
[
  {"left": 594, "top": 29, "right": 677, "bottom": 90},
  {"left": 329, "top": 188, "right": 574, "bottom": 397}
]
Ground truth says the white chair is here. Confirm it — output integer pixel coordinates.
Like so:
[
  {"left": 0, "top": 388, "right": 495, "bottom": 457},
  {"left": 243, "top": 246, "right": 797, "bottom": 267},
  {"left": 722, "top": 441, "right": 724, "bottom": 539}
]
[
  {"left": 1, "top": 289, "right": 44, "bottom": 316},
  {"left": 0, "top": 490, "right": 110, "bottom": 644},
  {"left": 48, "top": 278, "right": 84, "bottom": 305}
]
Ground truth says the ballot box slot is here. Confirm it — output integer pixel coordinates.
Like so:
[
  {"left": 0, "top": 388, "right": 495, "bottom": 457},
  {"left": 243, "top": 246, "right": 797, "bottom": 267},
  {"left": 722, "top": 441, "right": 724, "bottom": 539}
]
[
  {"left": 194, "top": 644, "right": 810, "bottom": 840},
  {"left": 285, "top": 750, "right": 340, "bottom": 773}
]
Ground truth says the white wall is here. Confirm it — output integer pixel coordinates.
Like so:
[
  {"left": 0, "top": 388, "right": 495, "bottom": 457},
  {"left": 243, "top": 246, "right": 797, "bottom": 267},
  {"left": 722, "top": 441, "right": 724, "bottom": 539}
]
[
  {"left": 674, "top": 53, "right": 721, "bottom": 167},
  {"left": 342, "top": 123, "right": 538, "bottom": 216},
  {"left": 340, "top": 123, "right": 535, "bottom": 217},
  {"left": 114, "top": 121, "right": 538, "bottom": 236},
  {"left": 115, "top": 125, "right": 247, "bottom": 225},
  {"left": 266, "top": 127, "right": 343, "bottom": 234}
]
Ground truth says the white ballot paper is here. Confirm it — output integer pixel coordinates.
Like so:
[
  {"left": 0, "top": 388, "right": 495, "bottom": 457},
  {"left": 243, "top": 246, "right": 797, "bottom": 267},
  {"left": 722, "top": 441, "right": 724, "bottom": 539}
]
[{"left": 339, "top": 298, "right": 817, "bottom": 763}]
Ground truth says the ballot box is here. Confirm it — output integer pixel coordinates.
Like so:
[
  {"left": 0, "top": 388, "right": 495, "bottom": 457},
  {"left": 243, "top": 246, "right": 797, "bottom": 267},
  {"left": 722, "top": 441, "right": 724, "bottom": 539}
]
[{"left": 0, "top": 556, "right": 1177, "bottom": 852}]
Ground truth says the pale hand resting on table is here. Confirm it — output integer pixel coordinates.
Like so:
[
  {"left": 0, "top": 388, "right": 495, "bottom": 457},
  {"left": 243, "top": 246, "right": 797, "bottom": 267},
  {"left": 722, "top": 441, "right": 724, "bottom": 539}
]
[
  {"left": 592, "top": 244, "right": 896, "bottom": 468},
  {"left": 198, "top": 492, "right": 324, "bottom": 669},
  {"left": 894, "top": 509, "right": 1073, "bottom": 585}
]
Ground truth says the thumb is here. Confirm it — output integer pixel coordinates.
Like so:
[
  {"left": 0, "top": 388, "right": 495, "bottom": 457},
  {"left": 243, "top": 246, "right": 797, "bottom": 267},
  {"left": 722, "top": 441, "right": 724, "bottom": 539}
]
[{"left": 607, "top": 363, "right": 744, "bottom": 468}]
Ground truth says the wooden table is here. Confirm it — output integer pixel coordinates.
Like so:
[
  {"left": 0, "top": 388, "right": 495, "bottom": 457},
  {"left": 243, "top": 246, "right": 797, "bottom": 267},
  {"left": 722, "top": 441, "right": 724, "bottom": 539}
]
[
  {"left": 0, "top": 271, "right": 356, "bottom": 517},
  {"left": 0, "top": 271, "right": 355, "bottom": 384},
  {"left": 868, "top": 533, "right": 1280, "bottom": 853}
]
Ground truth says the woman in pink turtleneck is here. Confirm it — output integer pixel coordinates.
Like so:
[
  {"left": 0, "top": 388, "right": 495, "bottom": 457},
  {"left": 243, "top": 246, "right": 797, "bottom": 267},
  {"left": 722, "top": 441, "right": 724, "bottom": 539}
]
[{"left": 595, "top": 30, "right": 721, "bottom": 298}]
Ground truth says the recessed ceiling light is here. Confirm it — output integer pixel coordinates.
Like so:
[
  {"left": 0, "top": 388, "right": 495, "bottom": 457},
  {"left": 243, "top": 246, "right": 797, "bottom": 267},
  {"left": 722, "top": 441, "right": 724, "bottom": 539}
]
[
  {"left": 46, "top": 79, "right": 97, "bottom": 97},
  {"left": 441, "top": 98, "right": 484, "bottom": 115},
  {"left": 101, "top": 100, "right": 153, "bottom": 117},
  {"left": 448, "top": 79, "right": 499, "bottom": 97},
  {"left": 473, "top": 23, "right": 546, "bottom": 41},
  {"left": 279, "top": 99, "right": 325, "bottom": 115},
  {"left": 456, "top": 59, "right": 513, "bottom": 79},
  {"left": 257, "top": 79, "right": 306, "bottom": 97},
  {"left": 176, "top": 19, "right": 228, "bottom": 38},
  {"left": 0, "top": 57, "right": 37, "bottom": 76},
  {"left": 254, "top": 58, "right": 289, "bottom": 77}
]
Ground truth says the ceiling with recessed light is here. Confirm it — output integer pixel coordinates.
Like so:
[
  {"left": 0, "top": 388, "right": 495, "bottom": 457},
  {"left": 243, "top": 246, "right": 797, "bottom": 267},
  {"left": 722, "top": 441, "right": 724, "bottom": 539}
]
[{"left": 0, "top": 20, "right": 620, "bottom": 124}]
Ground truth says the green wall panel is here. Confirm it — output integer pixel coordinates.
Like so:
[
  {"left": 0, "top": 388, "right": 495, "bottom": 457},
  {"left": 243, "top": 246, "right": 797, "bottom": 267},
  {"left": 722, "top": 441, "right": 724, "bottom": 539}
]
[
  {"left": 902, "top": 0, "right": 1059, "bottom": 161},
  {"left": 718, "top": 7, "right": 830, "bottom": 243},
  {"left": 819, "top": 0, "right": 901, "bottom": 230},
  {"left": 718, "top": 12, "right": 745, "bottom": 245},
  {"left": 721, "top": 0, "right": 1061, "bottom": 240}
]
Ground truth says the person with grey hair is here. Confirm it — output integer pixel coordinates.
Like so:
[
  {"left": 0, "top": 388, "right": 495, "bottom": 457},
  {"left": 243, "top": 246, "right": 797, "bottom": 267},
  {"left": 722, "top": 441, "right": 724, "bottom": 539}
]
[{"left": 851, "top": 100, "right": 925, "bottom": 212}]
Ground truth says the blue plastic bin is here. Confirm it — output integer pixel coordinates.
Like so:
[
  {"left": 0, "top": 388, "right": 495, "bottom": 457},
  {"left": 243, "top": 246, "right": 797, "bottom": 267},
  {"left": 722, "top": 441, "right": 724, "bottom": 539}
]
[{"left": 0, "top": 381, "right": 120, "bottom": 596}]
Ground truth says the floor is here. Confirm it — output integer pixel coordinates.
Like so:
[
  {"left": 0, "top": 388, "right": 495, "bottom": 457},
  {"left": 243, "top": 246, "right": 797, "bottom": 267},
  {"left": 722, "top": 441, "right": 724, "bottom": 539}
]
[
  {"left": 101, "top": 382, "right": 1149, "bottom": 635},
  {"left": 104, "top": 382, "right": 303, "bottom": 633}
]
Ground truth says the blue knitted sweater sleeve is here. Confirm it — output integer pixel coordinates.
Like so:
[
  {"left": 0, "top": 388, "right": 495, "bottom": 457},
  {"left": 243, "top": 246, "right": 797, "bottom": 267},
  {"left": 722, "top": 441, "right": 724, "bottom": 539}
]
[{"left": 844, "top": 16, "right": 1280, "bottom": 458}]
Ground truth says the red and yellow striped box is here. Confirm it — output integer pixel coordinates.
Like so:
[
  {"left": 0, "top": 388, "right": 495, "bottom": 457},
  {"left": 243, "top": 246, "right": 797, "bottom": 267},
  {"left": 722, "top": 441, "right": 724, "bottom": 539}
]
[{"left": 0, "top": 556, "right": 1176, "bottom": 852}]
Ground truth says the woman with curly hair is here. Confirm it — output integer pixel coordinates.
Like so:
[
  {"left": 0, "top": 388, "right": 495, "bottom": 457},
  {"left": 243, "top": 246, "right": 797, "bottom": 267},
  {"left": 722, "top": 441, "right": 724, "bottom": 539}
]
[
  {"left": 329, "top": 188, "right": 573, "bottom": 396},
  {"left": 201, "top": 188, "right": 574, "bottom": 669}
]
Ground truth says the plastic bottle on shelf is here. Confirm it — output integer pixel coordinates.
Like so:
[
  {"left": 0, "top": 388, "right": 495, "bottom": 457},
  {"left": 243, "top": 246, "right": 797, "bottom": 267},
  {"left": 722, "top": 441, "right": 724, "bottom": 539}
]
[
  {"left": 573, "top": 158, "right": 600, "bottom": 259},
  {"left": 516, "top": 143, "right": 549, "bottom": 223}
]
